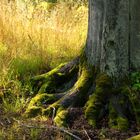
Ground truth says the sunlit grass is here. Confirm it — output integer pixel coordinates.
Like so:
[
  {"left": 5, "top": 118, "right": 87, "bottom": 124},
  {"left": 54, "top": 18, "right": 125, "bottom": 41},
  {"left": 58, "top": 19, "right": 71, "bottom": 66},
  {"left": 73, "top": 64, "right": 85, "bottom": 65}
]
[
  {"left": 0, "top": 0, "right": 88, "bottom": 79},
  {"left": 0, "top": 1, "right": 88, "bottom": 138}
]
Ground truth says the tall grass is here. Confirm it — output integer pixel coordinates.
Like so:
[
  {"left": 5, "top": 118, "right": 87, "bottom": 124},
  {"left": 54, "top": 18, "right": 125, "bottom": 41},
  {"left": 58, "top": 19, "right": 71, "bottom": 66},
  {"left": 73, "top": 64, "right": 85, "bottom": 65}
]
[
  {"left": 0, "top": 0, "right": 88, "bottom": 124},
  {"left": 0, "top": 0, "right": 88, "bottom": 80}
]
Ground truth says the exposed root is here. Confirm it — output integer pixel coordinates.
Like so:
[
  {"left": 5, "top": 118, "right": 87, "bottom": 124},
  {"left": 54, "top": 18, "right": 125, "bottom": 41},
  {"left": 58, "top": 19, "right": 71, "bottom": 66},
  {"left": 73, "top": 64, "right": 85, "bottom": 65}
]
[
  {"left": 30, "top": 57, "right": 79, "bottom": 95},
  {"left": 85, "top": 74, "right": 112, "bottom": 127},
  {"left": 25, "top": 58, "right": 140, "bottom": 131},
  {"left": 25, "top": 61, "right": 94, "bottom": 127},
  {"left": 85, "top": 76, "right": 137, "bottom": 131},
  {"left": 128, "top": 89, "right": 140, "bottom": 127},
  {"left": 128, "top": 134, "right": 140, "bottom": 140},
  {"left": 108, "top": 94, "right": 129, "bottom": 131}
]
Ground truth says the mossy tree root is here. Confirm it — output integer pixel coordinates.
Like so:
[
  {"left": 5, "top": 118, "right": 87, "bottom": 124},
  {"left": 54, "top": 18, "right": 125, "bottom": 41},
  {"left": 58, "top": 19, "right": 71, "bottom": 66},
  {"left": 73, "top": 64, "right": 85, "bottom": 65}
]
[
  {"left": 85, "top": 76, "right": 140, "bottom": 131},
  {"left": 30, "top": 57, "right": 79, "bottom": 95},
  {"left": 25, "top": 61, "right": 94, "bottom": 127},
  {"left": 25, "top": 58, "right": 140, "bottom": 131}
]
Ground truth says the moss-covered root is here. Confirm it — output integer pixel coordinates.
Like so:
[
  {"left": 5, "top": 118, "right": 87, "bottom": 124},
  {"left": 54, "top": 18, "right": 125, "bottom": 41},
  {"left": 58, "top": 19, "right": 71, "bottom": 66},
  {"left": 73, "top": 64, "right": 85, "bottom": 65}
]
[
  {"left": 127, "top": 134, "right": 140, "bottom": 140},
  {"left": 109, "top": 98, "right": 129, "bottom": 131},
  {"left": 108, "top": 86, "right": 135, "bottom": 131},
  {"left": 85, "top": 73, "right": 133, "bottom": 131},
  {"left": 128, "top": 90, "right": 140, "bottom": 126},
  {"left": 85, "top": 74, "right": 112, "bottom": 128},
  {"left": 25, "top": 93, "right": 66, "bottom": 117},
  {"left": 37, "top": 64, "right": 94, "bottom": 127},
  {"left": 54, "top": 107, "right": 69, "bottom": 127},
  {"left": 42, "top": 104, "right": 69, "bottom": 127},
  {"left": 25, "top": 106, "right": 42, "bottom": 118},
  {"left": 30, "top": 57, "right": 79, "bottom": 94},
  {"left": 25, "top": 61, "right": 92, "bottom": 121}
]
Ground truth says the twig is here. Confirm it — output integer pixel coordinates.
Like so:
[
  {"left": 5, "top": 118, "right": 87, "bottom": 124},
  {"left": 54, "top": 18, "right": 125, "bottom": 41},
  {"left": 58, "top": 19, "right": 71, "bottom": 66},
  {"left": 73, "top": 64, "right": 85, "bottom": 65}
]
[
  {"left": 51, "top": 107, "right": 56, "bottom": 125},
  {"left": 19, "top": 124, "right": 81, "bottom": 140},
  {"left": 83, "top": 129, "right": 91, "bottom": 140},
  {"left": 6, "top": 118, "right": 11, "bottom": 124},
  {"left": 12, "top": 118, "right": 20, "bottom": 124},
  {"left": 0, "top": 121, "right": 4, "bottom": 126},
  {"left": 83, "top": 127, "right": 91, "bottom": 140}
]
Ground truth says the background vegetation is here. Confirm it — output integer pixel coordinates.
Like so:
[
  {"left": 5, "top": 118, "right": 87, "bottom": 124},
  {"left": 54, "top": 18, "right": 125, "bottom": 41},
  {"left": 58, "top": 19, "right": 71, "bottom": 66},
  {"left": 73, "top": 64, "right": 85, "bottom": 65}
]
[{"left": 0, "top": 0, "right": 88, "bottom": 139}]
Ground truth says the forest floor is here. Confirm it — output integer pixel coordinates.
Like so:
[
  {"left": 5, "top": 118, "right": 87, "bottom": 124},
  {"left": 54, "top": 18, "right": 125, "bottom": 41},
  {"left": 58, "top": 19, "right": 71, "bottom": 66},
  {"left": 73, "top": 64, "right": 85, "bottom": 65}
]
[{"left": 0, "top": 107, "right": 138, "bottom": 140}]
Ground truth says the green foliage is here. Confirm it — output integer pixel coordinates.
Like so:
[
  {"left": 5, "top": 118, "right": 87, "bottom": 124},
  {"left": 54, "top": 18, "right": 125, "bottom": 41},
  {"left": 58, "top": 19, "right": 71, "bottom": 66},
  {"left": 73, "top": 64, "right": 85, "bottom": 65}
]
[
  {"left": 9, "top": 56, "right": 49, "bottom": 79},
  {"left": 131, "top": 72, "right": 140, "bottom": 91},
  {"left": 1, "top": 96, "right": 27, "bottom": 114}
]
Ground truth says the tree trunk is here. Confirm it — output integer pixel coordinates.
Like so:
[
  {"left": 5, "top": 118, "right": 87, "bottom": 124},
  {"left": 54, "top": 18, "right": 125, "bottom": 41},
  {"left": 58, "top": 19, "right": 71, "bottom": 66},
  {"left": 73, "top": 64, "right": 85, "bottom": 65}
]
[
  {"left": 86, "top": 0, "right": 140, "bottom": 79},
  {"left": 130, "top": 0, "right": 140, "bottom": 70},
  {"left": 25, "top": 0, "right": 140, "bottom": 132},
  {"left": 86, "top": 0, "right": 130, "bottom": 81}
]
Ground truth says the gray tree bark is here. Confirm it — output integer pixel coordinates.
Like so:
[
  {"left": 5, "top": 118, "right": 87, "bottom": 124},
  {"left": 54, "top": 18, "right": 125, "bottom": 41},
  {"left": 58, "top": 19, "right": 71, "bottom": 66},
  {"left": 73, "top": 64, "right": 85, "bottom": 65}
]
[
  {"left": 86, "top": 0, "right": 140, "bottom": 81},
  {"left": 130, "top": 0, "right": 140, "bottom": 70}
]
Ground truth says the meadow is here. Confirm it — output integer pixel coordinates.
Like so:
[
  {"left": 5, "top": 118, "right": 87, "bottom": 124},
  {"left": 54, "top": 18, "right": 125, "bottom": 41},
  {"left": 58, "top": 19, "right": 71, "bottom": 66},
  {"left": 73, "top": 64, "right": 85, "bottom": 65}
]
[{"left": 0, "top": 0, "right": 88, "bottom": 139}]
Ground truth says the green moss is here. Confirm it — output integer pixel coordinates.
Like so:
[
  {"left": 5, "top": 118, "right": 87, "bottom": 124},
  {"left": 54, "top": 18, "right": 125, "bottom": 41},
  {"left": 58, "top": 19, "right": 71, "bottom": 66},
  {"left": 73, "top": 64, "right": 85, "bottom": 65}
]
[
  {"left": 95, "top": 74, "right": 112, "bottom": 88},
  {"left": 123, "top": 85, "right": 140, "bottom": 125},
  {"left": 120, "top": 86, "right": 130, "bottom": 94},
  {"left": 131, "top": 72, "right": 140, "bottom": 91},
  {"left": 85, "top": 74, "right": 130, "bottom": 130},
  {"left": 127, "top": 135, "right": 140, "bottom": 140},
  {"left": 128, "top": 72, "right": 140, "bottom": 125},
  {"left": 109, "top": 100, "right": 117, "bottom": 127},
  {"left": 75, "top": 62, "right": 92, "bottom": 89},
  {"left": 109, "top": 116, "right": 129, "bottom": 131},
  {"left": 85, "top": 74, "right": 112, "bottom": 128},
  {"left": 43, "top": 104, "right": 68, "bottom": 127},
  {"left": 109, "top": 100, "right": 129, "bottom": 131},
  {"left": 42, "top": 102, "right": 60, "bottom": 117},
  {"left": 38, "top": 82, "right": 55, "bottom": 93},
  {"left": 129, "top": 95, "right": 140, "bottom": 125},
  {"left": 62, "top": 62, "right": 92, "bottom": 106},
  {"left": 25, "top": 106, "right": 42, "bottom": 118},
  {"left": 42, "top": 107, "right": 53, "bottom": 117},
  {"left": 117, "top": 116, "right": 129, "bottom": 131},
  {"left": 54, "top": 107, "right": 68, "bottom": 127},
  {"left": 25, "top": 93, "right": 59, "bottom": 118},
  {"left": 129, "top": 92, "right": 140, "bottom": 125},
  {"left": 28, "top": 93, "right": 57, "bottom": 107},
  {"left": 85, "top": 101, "right": 99, "bottom": 127},
  {"left": 30, "top": 61, "right": 79, "bottom": 95},
  {"left": 85, "top": 88, "right": 107, "bottom": 127},
  {"left": 30, "top": 63, "right": 66, "bottom": 94}
]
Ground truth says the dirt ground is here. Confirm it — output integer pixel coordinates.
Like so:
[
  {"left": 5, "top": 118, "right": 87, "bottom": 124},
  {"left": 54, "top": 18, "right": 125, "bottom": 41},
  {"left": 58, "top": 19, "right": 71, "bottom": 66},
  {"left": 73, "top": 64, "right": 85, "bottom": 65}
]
[{"left": 0, "top": 107, "right": 139, "bottom": 140}]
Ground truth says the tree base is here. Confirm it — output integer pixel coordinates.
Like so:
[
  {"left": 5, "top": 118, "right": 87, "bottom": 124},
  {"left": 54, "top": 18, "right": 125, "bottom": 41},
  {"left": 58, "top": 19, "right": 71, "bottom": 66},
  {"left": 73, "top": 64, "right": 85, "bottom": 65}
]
[{"left": 25, "top": 58, "right": 140, "bottom": 131}]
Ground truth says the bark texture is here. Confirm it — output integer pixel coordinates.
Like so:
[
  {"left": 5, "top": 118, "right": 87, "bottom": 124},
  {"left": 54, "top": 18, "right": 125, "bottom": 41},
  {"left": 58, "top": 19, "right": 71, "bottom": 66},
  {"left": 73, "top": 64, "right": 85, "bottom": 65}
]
[
  {"left": 130, "top": 0, "right": 140, "bottom": 70},
  {"left": 86, "top": 0, "right": 140, "bottom": 80}
]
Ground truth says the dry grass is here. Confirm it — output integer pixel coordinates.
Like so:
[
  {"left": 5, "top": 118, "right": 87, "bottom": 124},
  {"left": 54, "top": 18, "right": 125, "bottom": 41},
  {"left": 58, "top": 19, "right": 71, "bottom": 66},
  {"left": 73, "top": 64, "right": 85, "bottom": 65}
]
[
  {"left": 0, "top": 0, "right": 88, "bottom": 79},
  {"left": 0, "top": 1, "right": 88, "bottom": 139}
]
